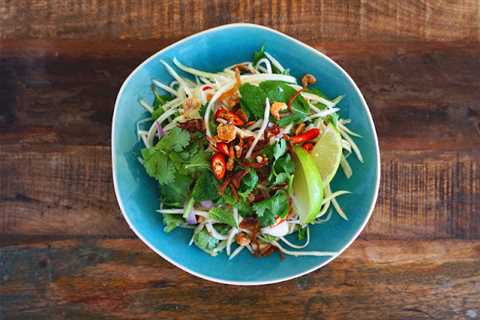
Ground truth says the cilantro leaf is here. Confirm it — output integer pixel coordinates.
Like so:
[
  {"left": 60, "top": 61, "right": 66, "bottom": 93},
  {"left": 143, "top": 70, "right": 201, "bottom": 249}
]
[
  {"left": 238, "top": 169, "right": 258, "bottom": 200},
  {"left": 184, "top": 148, "right": 210, "bottom": 174},
  {"left": 239, "top": 83, "right": 267, "bottom": 119},
  {"left": 218, "top": 188, "right": 251, "bottom": 217},
  {"left": 159, "top": 174, "right": 192, "bottom": 205},
  {"left": 252, "top": 46, "right": 283, "bottom": 74},
  {"left": 141, "top": 148, "right": 175, "bottom": 185},
  {"left": 253, "top": 190, "right": 289, "bottom": 227},
  {"left": 194, "top": 229, "right": 219, "bottom": 255},
  {"left": 273, "top": 139, "right": 287, "bottom": 160},
  {"left": 157, "top": 127, "right": 190, "bottom": 152},
  {"left": 262, "top": 234, "right": 278, "bottom": 242},
  {"left": 260, "top": 144, "right": 275, "bottom": 160},
  {"left": 274, "top": 153, "right": 295, "bottom": 175},
  {"left": 253, "top": 45, "right": 266, "bottom": 66},
  {"left": 297, "top": 227, "right": 307, "bottom": 240},
  {"left": 192, "top": 171, "right": 219, "bottom": 201},
  {"left": 151, "top": 85, "right": 174, "bottom": 120},
  {"left": 271, "top": 172, "right": 290, "bottom": 185},
  {"left": 269, "top": 153, "right": 295, "bottom": 186},
  {"left": 208, "top": 207, "right": 235, "bottom": 227},
  {"left": 163, "top": 214, "right": 184, "bottom": 233}
]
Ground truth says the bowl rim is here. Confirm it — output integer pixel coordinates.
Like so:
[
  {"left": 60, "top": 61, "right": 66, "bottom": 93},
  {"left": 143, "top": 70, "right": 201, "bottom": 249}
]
[{"left": 111, "top": 22, "right": 381, "bottom": 286}]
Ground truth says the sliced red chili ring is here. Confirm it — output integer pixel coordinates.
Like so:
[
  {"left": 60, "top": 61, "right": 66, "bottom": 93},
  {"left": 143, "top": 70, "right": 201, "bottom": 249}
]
[{"left": 211, "top": 153, "right": 226, "bottom": 180}]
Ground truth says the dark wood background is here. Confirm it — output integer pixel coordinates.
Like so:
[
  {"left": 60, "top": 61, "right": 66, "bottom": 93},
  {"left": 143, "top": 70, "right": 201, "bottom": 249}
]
[{"left": 1, "top": 1, "right": 479, "bottom": 319}]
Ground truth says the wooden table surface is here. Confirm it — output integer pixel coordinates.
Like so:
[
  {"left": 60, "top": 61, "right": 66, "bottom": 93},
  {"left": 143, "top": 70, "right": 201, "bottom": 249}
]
[{"left": 1, "top": 1, "right": 479, "bottom": 319}]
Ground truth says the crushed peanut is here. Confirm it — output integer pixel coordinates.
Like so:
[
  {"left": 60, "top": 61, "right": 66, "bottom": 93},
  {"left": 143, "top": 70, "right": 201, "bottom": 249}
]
[
  {"left": 183, "top": 97, "right": 201, "bottom": 119},
  {"left": 217, "top": 123, "right": 236, "bottom": 143}
]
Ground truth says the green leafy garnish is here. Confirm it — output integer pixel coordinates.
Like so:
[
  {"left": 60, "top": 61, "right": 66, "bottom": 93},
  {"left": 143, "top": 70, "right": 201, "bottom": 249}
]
[
  {"left": 252, "top": 46, "right": 283, "bottom": 74},
  {"left": 253, "top": 45, "right": 266, "bottom": 66},
  {"left": 157, "top": 127, "right": 190, "bottom": 152},
  {"left": 253, "top": 190, "right": 289, "bottom": 227},
  {"left": 163, "top": 214, "right": 184, "bottom": 233},
  {"left": 159, "top": 174, "right": 192, "bottom": 206},
  {"left": 273, "top": 139, "right": 287, "bottom": 160},
  {"left": 261, "top": 234, "right": 278, "bottom": 242},
  {"left": 141, "top": 147, "right": 175, "bottom": 185},
  {"left": 269, "top": 152, "right": 295, "bottom": 185},
  {"left": 297, "top": 226, "right": 307, "bottom": 240},
  {"left": 277, "top": 112, "right": 305, "bottom": 127},
  {"left": 238, "top": 169, "right": 259, "bottom": 200},
  {"left": 304, "top": 87, "right": 329, "bottom": 99},
  {"left": 218, "top": 188, "right": 251, "bottom": 217},
  {"left": 192, "top": 171, "right": 219, "bottom": 201},
  {"left": 239, "top": 83, "right": 267, "bottom": 119},
  {"left": 151, "top": 85, "right": 174, "bottom": 120},
  {"left": 142, "top": 128, "right": 209, "bottom": 187},
  {"left": 194, "top": 229, "right": 219, "bottom": 254},
  {"left": 259, "top": 81, "right": 309, "bottom": 114},
  {"left": 184, "top": 148, "right": 210, "bottom": 174},
  {"left": 208, "top": 207, "right": 236, "bottom": 227}
]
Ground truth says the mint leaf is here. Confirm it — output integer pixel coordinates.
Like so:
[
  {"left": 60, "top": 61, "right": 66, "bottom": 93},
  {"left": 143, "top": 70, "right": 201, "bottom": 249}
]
[
  {"left": 277, "top": 112, "right": 305, "bottom": 127},
  {"left": 304, "top": 87, "right": 329, "bottom": 99},
  {"left": 192, "top": 171, "right": 219, "bottom": 201},
  {"left": 259, "top": 81, "right": 309, "bottom": 114},
  {"left": 208, "top": 207, "right": 235, "bottom": 227},
  {"left": 163, "top": 214, "right": 184, "bottom": 233},
  {"left": 239, "top": 83, "right": 267, "bottom": 119}
]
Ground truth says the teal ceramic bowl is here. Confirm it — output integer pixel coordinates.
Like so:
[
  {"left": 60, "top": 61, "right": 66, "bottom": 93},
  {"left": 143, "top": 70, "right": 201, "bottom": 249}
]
[{"left": 112, "top": 23, "right": 380, "bottom": 285}]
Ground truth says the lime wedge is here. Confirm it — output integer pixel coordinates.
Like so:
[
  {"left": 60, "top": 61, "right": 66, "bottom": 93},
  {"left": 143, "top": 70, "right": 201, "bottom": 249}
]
[
  {"left": 292, "top": 146, "right": 323, "bottom": 224},
  {"left": 311, "top": 124, "right": 342, "bottom": 184}
]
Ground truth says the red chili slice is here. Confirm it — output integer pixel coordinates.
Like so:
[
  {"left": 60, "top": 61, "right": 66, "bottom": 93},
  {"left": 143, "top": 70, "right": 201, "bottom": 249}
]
[
  {"left": 302, "top": 142, "right": 314, "bottom": 152},
  {"left": 211, "top": 153, "right": 226, "bottom": 180},
  {"left": 216, "top": 142, "right": 229, "bottom": 156},
  {"left": 289, "top": 128, "right": 320, "bottom": 144}
]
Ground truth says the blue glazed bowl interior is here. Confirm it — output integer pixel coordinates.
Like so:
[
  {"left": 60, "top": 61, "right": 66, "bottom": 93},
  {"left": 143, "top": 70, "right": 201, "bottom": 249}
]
[{"left": 112, "top": 24, "right": 380, "bottom": 285}]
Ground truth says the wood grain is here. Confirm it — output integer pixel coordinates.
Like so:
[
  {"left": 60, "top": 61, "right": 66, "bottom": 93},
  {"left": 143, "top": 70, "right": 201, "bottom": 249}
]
[
  {"left": 0, "top": 0, "right": 479, "bottom": 42},
  {"left": 1, "top": 40, "right": 479, "bottom": 150},
  {"left": 1, "top": 4, "right": 480, "bottom": 318},
  {"left": 0, "top": 145, "right": 478, "bottom": 244},
  {"left": 1, "top": 239, "right": 479, "bottom": 319}
]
